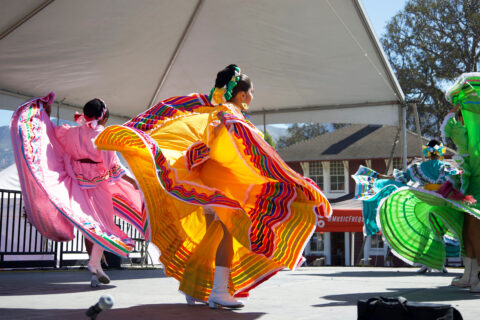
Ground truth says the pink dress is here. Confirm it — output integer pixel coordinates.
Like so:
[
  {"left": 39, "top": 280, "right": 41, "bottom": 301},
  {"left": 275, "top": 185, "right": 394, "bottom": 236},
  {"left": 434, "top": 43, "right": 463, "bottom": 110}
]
[{"left": 11, "top": 93, "right": 149, "bottom": 257}]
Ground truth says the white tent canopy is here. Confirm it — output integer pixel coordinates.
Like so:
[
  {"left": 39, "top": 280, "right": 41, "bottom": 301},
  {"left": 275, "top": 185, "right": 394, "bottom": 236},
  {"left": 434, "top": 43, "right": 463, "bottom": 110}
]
[
  {"left": 0, "top": 0, "right": 404, "bottom": 127},
  {"left": 0, "top": 164, "right": 20, "bottom": 191}
]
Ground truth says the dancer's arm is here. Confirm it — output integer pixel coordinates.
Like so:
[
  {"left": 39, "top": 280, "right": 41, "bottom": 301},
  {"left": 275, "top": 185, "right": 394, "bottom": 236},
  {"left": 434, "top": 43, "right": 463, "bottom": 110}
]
[
  {"left": 377, "top": 173, "right": 395, "bottom": 180},
  {"left": 122, "top": 174, "right": 139, "bottom": 190},
  {"left": 44, "top": 103, "right": 52, "bottom": 116}
]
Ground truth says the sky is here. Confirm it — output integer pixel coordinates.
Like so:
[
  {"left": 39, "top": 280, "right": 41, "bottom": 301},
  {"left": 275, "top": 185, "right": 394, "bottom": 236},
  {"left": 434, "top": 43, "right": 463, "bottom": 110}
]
[
  {"left": 360, "top": 0, "right": 408, "bottom": 39},
  {"left": 0, "top": 1, "right": 408, "bottom": 127}
]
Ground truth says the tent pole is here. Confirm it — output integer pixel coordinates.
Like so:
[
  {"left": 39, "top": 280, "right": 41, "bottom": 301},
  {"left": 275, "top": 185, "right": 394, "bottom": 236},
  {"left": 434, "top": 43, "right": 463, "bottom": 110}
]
[
  {"left": 56, "top": 98, "right": 65, "bottom": 126},
  {"left": 148, "top": 0, "right": 204, "bottom": 107},
  {"left": 402, "top": 104, "right": 408, "bottom": 170},
  {"left": 412, "top": 103, "right": 424, "bottom": 160},
  {"left": 56, "top": 101, "right": 60, "bottom": 126},
  {"left": 385, "top": 126, "right": 401, "bottom": 174},
  {"left": 356, "top": 235, "right": 366, "bottom": 265},
  {"left": 0, "top": 0, "right": 55, "bottom": 41},
  {"left": 263, "top": 111, "right": 266, "bottom": 133}
]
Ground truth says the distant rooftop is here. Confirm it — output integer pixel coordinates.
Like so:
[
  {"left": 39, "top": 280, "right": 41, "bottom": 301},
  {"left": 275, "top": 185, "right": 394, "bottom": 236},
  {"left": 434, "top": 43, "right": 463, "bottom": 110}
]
[{"left": 277, "top": 124, "right": 454, "bottom": 162}]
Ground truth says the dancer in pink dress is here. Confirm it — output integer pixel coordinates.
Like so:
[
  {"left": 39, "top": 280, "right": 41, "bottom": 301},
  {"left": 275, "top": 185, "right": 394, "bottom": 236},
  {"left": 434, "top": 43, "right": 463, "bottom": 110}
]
[{"left": 11, "top": 93, "right": 149, "bottom": 287}]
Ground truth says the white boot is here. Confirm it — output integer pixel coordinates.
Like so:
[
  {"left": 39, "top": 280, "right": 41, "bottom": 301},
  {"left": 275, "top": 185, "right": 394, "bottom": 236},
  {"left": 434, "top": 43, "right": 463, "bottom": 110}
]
[
  {"left": 452, "top": 257, "right": 475, "bottom": 287},
  {"left": 417, "top": 265, "right": 430, "bottom": 273},
  {"left": 90, "top": 274, "right": 100, "bottom": 288},
  {"left": 470, "top": 262, "right": 480, "bottom": 293},
  {"left": 88, "top": 244, "right": 110, "bottom": 286},
  {"left": 182, "top": 291, "right": 207, "bottom": 306},
  {"left": 208, "top": 266, "right": 244, "bottom": 309}
]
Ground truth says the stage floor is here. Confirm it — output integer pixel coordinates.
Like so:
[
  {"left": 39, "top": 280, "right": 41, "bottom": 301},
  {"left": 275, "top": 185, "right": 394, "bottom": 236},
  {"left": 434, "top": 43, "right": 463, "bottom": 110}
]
[{"left": 0, "top": 266, "right": 478, "bottom": 319}]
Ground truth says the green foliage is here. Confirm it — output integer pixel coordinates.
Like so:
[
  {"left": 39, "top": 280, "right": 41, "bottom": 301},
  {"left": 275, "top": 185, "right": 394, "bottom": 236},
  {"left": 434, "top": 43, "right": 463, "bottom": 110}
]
[
  {"left": 276, "top": 123, "right": 348, "bottom": 149},
  {"left": 263, "top": 130, "right": 275, "bottom": 148},
  {"left": 381, "top": 0, "right": 480, "bottom": 139}
]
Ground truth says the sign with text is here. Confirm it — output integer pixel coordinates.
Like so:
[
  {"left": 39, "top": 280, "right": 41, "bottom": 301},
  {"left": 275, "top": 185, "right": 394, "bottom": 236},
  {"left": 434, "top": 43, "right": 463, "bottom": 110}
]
[{"left": 316, "top": 209, "right": 363, "bottom": 233}]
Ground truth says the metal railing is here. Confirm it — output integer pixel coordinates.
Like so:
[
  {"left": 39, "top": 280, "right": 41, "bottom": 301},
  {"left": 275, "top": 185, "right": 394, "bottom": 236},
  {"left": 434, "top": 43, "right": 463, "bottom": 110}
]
[{"left": 0, "top": 189, "right": 147, "bottom": 268}]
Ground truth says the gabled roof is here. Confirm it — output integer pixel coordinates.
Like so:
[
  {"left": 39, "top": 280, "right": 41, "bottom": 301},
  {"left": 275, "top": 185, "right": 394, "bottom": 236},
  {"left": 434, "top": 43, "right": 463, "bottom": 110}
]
[{"left": 277, "top": 124, "right": 453, "bottom": 162}]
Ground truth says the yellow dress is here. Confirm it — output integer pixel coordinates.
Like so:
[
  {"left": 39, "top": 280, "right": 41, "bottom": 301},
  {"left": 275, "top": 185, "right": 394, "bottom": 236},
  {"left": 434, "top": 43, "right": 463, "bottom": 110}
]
[{"left": 95, "top": 93, "right": 331, "bottom": 301}]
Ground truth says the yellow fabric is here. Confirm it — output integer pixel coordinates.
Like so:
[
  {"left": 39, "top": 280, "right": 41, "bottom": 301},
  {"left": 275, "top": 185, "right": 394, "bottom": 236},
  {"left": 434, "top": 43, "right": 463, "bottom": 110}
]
[
  {"left": 424, "top": 183, "right": 441, "bottom": 191},
  {"left": 96, "top": 102, "right": 330, "bottom": 301}
]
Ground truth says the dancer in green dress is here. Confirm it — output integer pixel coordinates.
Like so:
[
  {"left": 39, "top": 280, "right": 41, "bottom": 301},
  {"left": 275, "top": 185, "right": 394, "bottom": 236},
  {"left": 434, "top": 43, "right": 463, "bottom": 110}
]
[
  {"left": 378, "top": 73, "right": 480, "bottom": 293},
  {"left": 442, "top": 73, "right": 480, "bottom": 292}
]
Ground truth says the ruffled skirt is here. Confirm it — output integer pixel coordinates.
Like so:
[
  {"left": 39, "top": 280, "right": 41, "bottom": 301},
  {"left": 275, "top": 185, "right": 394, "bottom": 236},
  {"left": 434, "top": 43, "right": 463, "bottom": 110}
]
[
  {"left": 11, "top": 93, "right": 149, "bottom": 257},
  {"left": 95, "top": 94, "right": 331, "bottom": 300}
]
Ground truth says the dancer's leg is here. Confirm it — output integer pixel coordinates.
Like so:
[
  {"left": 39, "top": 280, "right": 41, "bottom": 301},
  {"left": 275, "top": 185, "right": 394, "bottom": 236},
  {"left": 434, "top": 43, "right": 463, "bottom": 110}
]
[
  {"left": 468, "top": 216, "right": 480, "bottom": 292},
  {"left": 468, "top": 217, "right": 480, "bottom": 265},
  {"left": 215, "top": 222, "right": 233, "bottom": 268},
  {"left": 464, "top": 214, "right": 475, "bottom": 258},
  {"left": 88, "top": 243, "right": 110, "bottom": 286},
  {"left": 205, "top": 208, "right": 243, "bottom": 309},
  {"left": 452, "top": 215, "right": 477, "bottom": 287}
]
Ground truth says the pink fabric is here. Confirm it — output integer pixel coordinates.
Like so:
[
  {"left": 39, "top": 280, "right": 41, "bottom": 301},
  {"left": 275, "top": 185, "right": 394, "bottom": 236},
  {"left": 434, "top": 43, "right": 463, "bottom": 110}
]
[
  {"left": 11, "top": 93, "right": 147, "bottom": 256},
  {"left": 54, "top": 123, "right": 124, "bottom": 187}
]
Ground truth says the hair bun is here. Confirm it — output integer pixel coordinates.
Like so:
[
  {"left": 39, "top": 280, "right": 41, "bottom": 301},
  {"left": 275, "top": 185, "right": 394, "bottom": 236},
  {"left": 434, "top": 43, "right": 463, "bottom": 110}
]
[
  {"left": 83, "top": 98, "right": 106, "bottom": 119},
  {"left": 215, "top": 64, "right": 239, "bottom": 88}
]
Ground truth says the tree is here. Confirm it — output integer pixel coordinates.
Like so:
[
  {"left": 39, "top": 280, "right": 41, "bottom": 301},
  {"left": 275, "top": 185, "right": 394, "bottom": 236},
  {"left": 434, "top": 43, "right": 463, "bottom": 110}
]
[
  {"left": 381, "top": 0, "right": 480, "bottom": 139},
  {"left": 276, "top": 123, "right": 327, "bottom": 149},
  {"left": 276, "top": 123, "right": 348, "bottom": 149},
  {"left": 263, "top": 130, "right": 275, "bottom": 148}
]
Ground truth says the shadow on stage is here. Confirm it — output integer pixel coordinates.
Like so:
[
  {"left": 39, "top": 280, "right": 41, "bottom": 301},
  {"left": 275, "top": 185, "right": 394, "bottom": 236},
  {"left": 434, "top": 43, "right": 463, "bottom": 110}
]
[
  {"left": 0, "top": 281, "right": 115, "bottom": 296},
  {"left": 292, "top": 269, "right": 462, "bottom": 278},
  {"left": 0, "top": 269, "right": 165, "bottom": 296},
  {"left": 0, "top": 304, "right": 266, "bottom": 320},
  {"left": 313, "top": 286, "right": 480, "bottom": 308}
]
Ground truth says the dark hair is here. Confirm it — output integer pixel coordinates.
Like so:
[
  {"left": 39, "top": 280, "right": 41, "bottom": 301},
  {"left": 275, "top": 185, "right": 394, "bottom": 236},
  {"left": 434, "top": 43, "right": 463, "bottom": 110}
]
[
  {"left": 214, "top": 64, "right": 251, "bottom": 101},
  {"left": 427, "top": 139, "right": 441, "bottom": 148},
  {"left": 83, "top": 98, "right": 105, "bottom": 119},
  {"left": 229, "top": 74, "right": 251, "bottom": 101}
]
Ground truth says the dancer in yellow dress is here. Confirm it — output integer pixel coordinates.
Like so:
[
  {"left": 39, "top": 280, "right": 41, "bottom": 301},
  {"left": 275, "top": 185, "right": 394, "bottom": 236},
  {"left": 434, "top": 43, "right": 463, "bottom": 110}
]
[{"left": 96, "top": 64, "right": 331, "bottom": 308}]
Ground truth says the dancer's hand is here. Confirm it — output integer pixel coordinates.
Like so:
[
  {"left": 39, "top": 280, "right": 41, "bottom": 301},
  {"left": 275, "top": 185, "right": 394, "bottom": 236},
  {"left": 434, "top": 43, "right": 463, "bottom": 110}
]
[
  {"left": 463, "top": 195, "right": 477, "bottom": 206},
  {"left": 378, "top": 174, "right": 394, "bottom": 180},
  {"left": 122, "top": 175, "right": 139, "bottom": 190},
  {"left": 44, "top": 103, "right": 52, "bottom": 116}
]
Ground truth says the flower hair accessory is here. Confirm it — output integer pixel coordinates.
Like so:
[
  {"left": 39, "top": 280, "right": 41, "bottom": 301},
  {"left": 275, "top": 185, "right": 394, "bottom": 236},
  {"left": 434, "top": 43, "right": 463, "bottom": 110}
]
[
  {"left": 73, "top": 98, "right": 107, "bottom": 128},
  {"left": 422, "top": 144, "right": 446, "bottom": 158},
  {"left": 208, "top": 66, "right": 241, "bottom": 104},
  {"left": 96, "top": 98, "right": 107, "bottom": 120}
]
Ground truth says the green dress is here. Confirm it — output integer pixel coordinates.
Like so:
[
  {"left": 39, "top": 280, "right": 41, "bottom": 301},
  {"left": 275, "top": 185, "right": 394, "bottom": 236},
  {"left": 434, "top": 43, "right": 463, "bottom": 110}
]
[{"left": 441, "top": 113, "right": 470, "bottom": 194}]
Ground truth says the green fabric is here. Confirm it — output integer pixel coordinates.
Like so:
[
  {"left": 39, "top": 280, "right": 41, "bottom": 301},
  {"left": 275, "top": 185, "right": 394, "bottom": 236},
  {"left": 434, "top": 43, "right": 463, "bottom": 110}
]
[
  {"left": 362, "top": 181, "right": 404, "bottom": 236},
  {"left": 379, "top": 188, "right": 476, "bottom": 269},
  {"left": 443, "top": 114, "right": 471, "bottom": 194},
  {"left": 446, "top": 73, "right": 480, "bottom": 201},
  {"left": 462, "top": 99, "right": 480, "bottom": 201},
  {"left": 444, "top": 115, "right": 468, "bottom": 154}
]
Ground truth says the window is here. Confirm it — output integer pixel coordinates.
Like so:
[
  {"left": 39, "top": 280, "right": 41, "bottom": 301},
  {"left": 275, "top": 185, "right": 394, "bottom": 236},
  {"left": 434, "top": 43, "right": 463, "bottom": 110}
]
[
  {"left": 330, "top": 161, "right": 345, "bottom": 191},
  {"left": 309, "top": 162, "right": 323, "bottom": 189},
  {"left": 309, "top": 232, "right": 324, "bottom": 252}
]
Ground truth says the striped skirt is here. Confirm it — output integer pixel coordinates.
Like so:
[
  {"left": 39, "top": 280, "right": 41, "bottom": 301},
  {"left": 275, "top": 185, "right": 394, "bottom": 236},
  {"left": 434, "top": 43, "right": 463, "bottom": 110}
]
[{"left": 95, "top": 94, "right": 331, "bottom": 301}]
